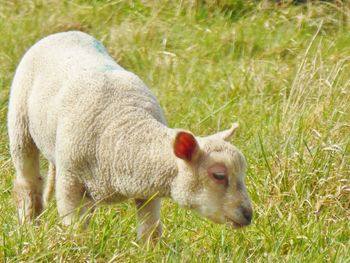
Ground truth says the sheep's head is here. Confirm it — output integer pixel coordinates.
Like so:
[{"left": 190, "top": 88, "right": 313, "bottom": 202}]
[{"left": 171, "top": 123, "right": 252, "bottom": 228}]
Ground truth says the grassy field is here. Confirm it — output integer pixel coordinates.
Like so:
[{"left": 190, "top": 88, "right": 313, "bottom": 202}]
[{"left": 0, "top": 0, "right": 349, "bottom": 261}]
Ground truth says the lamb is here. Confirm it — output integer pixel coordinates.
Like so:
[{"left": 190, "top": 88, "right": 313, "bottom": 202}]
[{"left": 7, "top": 31, "right": 252, "bottom": 242}]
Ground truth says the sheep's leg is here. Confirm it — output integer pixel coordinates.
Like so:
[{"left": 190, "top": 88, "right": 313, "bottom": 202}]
[
  {"left": 11, "top": 147, "right": 44, "bottom": 224},
  {"left": 55, "top": 170, "right": 92, "bottom": 226},
  {"left": 135, "top": 198, "right": 163, "bottom": 242},
  {"left": 9, "top": 128, "right": 43, "bottom": 224}
]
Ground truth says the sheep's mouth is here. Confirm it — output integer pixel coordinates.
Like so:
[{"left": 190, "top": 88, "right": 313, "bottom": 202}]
[{"left": 225, "top": 217, "right": 244, "bottom": 229}]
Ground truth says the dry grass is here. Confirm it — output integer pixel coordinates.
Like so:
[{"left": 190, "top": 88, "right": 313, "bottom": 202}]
[{"left": 0, "top": 0, "right": 349, "bottom": 261}]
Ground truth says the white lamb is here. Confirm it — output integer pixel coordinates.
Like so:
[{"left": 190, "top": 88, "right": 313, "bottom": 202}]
[{"left": 8, "top": 31, "right": 252, "bottom": 242}]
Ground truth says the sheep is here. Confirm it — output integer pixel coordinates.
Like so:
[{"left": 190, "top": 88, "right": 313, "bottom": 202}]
[{"left": 7, "top": 31, "right": 252, "bottom": 242}]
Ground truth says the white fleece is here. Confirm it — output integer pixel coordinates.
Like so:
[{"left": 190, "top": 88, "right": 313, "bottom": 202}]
[{"left": 8, "top": 31, "right": 252, "bottom": 242}]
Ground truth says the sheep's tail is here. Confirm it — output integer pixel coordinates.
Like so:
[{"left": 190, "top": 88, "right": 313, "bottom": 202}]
[{"left": 43, "top": 162, "right": 56, "bottom": 208}]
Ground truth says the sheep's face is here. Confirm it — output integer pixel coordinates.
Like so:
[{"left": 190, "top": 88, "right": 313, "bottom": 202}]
[{"left": 171, "top": 123, "right": 252, "bottom": 228}]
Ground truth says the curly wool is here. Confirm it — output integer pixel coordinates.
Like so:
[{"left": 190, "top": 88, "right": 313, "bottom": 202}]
[{"left": 8, "top": 31, "right": 252, "bottom": 242}]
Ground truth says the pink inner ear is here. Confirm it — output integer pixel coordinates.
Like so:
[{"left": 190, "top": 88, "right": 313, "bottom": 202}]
[{"left": 174, "top": 132, "right": 198, "bottom": 162}]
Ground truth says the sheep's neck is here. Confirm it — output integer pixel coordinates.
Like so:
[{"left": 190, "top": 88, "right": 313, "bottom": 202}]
[{"left": 103, "top": 117, "right": 178, "bottom": 199}]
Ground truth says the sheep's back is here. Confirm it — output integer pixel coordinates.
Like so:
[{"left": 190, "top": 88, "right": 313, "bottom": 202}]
[{"left": 14, "top": 31, "right": 165, "bottom": 164}]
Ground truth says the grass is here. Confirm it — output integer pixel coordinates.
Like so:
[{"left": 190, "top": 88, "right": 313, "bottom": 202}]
[{"left": 0, "top": 0, "right": 349, "bottom": 261}]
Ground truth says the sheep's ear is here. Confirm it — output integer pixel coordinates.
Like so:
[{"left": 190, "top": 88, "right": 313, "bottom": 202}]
[
  {"left": 214, "top": 123, "right": 239, "bottom": 142},
  {"left": 173, "top": 131, "right": 199, "bottom": 162}
]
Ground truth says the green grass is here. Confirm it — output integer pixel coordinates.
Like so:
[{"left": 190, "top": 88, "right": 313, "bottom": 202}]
[{"left": 0, "top": 0, "right": 349, "bottom": 261}]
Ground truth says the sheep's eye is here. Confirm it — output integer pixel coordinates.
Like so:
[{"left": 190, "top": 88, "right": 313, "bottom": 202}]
[{"left": 212, "top": 172, "right": 226, "bottom": 181}]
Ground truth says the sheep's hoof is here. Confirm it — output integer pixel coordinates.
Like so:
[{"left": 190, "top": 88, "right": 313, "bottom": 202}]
[{"left": 13, "top": 179, "right": 43, "bottom": 224}]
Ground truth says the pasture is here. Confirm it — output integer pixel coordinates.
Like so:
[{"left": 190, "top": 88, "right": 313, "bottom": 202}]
[{"left": 0, "top": 0, "right": 349, "bottom": 261}]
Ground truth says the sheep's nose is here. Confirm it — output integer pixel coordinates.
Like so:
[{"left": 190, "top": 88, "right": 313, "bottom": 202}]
[{"left": 240, "top": 206, "right": 252, "bottom": 225}]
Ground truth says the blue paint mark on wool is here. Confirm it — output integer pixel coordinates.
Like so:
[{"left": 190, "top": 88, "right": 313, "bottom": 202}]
[
  {"left": 92, "top": 39, "right": 109, "bottom": 55},
  {"left": 101, "top": 64, "right": 120, "bottom": 72}
]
